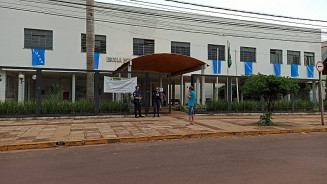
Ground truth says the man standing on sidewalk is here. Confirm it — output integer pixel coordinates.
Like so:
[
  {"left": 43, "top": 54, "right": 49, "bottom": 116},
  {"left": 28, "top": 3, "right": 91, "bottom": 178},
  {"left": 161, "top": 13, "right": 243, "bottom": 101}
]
[
  {"left": 133, "top": 86, "right": 143, "bottom": 118},
  {"left": 186, "top": 86, "right": 196, "bottom": 126},
  {"left": 153, "top": 87, "right": 161, "bottom": 117}
]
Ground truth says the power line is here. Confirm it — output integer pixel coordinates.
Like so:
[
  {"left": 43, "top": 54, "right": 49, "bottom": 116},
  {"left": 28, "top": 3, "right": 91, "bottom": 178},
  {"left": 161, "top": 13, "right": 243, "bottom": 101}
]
[
  {"left": 40, "top": 0, "right": 326, "bottom": 35},
  {"left": 164, "top": 0, "right": 327, "bottom": 23},
  {"left": 125, "top": 0, "right": 327, "bottom": 28},
  {"left": 0, "top": 1, "right": 322, "bottom": 43}
]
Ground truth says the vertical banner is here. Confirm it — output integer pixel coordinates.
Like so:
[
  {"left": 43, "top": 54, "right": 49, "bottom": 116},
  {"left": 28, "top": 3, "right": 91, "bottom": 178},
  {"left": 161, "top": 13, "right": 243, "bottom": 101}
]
[
  {"left": 244, "top": 62, "right": 253, "bottom": 75},
  {"left": 32, "top": 49, "right": 45, "bottom": 66},
  {"left": 273, "top": 63, "right": 281, "bottom": 76},
  {"left": 307, "top": 65, "right": 314, "bottom": 78},
  {"left": 212, "top": 60, "right": 221, "bottom": 74},
  {"left": 94, "top": 53, "right": 100, "bottom": 69},
  {"left": 291, "top": 64, "right": 299, "bottom": 77}
]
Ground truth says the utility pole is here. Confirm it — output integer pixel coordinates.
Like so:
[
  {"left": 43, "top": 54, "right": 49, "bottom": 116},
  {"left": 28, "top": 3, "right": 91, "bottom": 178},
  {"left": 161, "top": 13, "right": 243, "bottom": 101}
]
[{"left": 86, "top": 0, "right": 95, "bottom": 101}]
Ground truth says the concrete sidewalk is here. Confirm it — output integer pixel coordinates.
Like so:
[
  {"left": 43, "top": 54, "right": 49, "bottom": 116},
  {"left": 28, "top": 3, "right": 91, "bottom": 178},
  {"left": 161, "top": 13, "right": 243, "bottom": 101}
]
[{"left": 0, "top": 111, "right": 326, "bottom": 151}]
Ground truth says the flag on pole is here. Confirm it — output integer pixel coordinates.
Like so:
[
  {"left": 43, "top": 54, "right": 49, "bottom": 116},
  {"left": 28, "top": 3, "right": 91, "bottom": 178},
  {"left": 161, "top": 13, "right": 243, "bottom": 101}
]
[
  {"left": 213, "top": 60, "right": 221, "bottom": 74},
  {"left": 227, "top": 41, "right": 232, "bottom": 68}
]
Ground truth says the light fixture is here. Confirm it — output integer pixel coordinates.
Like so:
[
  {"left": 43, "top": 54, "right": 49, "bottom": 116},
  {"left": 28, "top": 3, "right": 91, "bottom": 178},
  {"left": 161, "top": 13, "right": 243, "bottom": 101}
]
[
  {"left": 18, "top": 73, "right": 24, "bottom": 84},
  {"left": 32, "top": 75, "right": 37, "bottom": 80}
]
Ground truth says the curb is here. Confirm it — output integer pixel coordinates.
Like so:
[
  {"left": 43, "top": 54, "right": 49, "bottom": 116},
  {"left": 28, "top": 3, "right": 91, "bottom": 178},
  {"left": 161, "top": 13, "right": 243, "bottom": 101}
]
[{"left": 1, "top": 127, "right": 326, "bottom": 152}]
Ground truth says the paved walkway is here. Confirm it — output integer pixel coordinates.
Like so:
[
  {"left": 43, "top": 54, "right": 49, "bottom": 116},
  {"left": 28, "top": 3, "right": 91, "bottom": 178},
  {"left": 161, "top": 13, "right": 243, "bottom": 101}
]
[{"left": 0, "top": 111, "right": 326, "bottom": 147}]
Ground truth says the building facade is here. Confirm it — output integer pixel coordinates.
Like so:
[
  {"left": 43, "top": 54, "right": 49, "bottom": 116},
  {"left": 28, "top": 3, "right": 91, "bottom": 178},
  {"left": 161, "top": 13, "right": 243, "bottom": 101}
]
[{"left": 0, "top": 0, "right": 322, "bottom": 103}]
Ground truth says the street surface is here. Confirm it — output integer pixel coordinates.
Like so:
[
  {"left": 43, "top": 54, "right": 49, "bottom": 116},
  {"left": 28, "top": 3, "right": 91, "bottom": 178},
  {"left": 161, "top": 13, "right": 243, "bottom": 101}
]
[{"left": 1, "top": 133, "right": 327, "bottom": 184}]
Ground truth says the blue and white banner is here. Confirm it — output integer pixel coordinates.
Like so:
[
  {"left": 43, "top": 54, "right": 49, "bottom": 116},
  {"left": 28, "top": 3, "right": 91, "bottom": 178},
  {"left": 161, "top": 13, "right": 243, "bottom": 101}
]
[
  {"left": 291, "top": 64, "right": 299, "bottom": 77},
  {"left": 273, "top": 63, "right": 281, "bottom": 76},
  {"left": 244, "top": 62, "right": 253, "bottom": 76},
  {"left": 213, "top": 60, "right": 221, "bottom": 74},
  {"left": 94, "top": 53, "right": 100, "bottom": 69},
  {"left": 307, "top": 65, "right": 314, "bottom": 78},
  {"left": 32, "top": 49, "right": 45, "bottom": 66}
]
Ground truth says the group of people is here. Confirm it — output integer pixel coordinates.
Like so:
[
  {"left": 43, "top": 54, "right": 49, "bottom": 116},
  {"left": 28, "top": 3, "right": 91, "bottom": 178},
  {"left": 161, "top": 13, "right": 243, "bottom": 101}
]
[{"left": 133, "top": 85, "right": 196, "bottom": 125}]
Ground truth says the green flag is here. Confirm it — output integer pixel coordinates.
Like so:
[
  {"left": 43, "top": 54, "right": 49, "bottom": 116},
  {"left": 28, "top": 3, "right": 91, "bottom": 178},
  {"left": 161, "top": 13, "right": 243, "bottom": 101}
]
[{"left": 228, "top": 41, "right": 232, "bottom": 68}]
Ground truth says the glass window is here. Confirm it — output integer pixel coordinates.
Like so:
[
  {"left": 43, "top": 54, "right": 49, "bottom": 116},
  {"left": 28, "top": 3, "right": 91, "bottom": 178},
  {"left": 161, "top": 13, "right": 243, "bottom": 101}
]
[
  {"left": 24, "top": 28, "right": 53, "bottom": 50},
  {"left": 133, "top": 38, "right": 155, "bottom": 56},
  {"left": 81, "top": 34, "right": 106, "bottom": 53},
  {"left": 240, "top": 47, "right": 256, "bottom": 62},
  {"left": 171, "top": 41, "right": 190, "bottom": 56},
  {"left": 304, "top": 52, "right": 315, "bottom": 66},
  {"left": 208, "top": 44, "right": 225, "bottom": 60},
  {"left": 287, "top": 50, "right": 301, "bottom": 65},
  {"left": 270, "top": 49, "right": 283, "bottom": 64}
]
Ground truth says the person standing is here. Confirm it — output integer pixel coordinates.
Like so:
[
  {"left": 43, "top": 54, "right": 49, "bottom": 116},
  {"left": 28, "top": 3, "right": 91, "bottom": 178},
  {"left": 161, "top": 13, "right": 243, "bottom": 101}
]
[
  {"left": 133, "top": 86, "right": 143, "bottom": 118},
  {"left": 153, "top": 87, "right": 161, "bottom": 117},
  {"left": 186, "top": 86, "right": 196, "bottom": 125}
]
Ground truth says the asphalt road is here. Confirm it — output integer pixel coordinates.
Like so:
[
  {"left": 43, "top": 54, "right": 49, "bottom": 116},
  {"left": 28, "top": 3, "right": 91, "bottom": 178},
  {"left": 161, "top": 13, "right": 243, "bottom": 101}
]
[{"left": 1, "top": 133, "right": 327, "bottom": 184}]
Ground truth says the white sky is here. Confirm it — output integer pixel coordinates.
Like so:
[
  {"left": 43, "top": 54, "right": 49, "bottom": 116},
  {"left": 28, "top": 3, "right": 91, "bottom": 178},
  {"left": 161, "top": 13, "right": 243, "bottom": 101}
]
[{"left": 97, "top": 0, "right": 327, "bottom": 41}]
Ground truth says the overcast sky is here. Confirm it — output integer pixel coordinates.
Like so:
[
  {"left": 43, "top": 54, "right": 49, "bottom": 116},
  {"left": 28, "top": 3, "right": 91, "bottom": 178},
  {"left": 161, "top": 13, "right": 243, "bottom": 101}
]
[{"left": 97, "top": 0, "right": 327, "bottom": 40}]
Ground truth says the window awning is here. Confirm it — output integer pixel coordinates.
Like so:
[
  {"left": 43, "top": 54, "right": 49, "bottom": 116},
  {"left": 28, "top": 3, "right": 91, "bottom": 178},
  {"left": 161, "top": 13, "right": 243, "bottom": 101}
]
[{"left": 116, "top": 53, "right": 208, "bottom": 76}]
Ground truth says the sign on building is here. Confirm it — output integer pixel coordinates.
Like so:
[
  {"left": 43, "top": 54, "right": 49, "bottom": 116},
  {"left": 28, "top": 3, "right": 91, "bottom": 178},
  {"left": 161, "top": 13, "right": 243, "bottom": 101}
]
[{"left": 104, "top": 77, "right": 137, "bottom": 93}]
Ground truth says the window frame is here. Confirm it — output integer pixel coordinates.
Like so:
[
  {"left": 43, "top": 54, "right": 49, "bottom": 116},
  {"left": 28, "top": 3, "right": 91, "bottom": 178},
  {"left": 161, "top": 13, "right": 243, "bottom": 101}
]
[
  {"left": 171, "top": 41, "right": 190, "bottom": 56},
  {"left": 81, "top": 33, "right": 107, "bottom": 54},
  {"left": 240, "top": 47, "right": 256, "bottom": 62},
  {"left": 24, "top": 28, "right": 53, "bottom": 50},
  {"left": 208, "top": 44, "right": 225, "bottom": 61},
  {"left": 270, "top": 49, "right": 283, "bottom": 64},
  {"left": 133, "top": 38, "right": 155, "bottom": 56},
  {"left": 287, "top": 50, "right": 301, "bottom": 65},
  {"left": 304, "top": 52, "right": 315, "bottom": 66}
]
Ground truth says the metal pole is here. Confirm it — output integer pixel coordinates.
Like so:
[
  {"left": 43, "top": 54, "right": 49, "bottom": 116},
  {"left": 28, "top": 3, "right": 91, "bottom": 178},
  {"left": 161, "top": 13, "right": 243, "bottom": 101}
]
[
  {"left": 94, "top": 71, "right": 99, "bottom": 115},
  {"left": 235, "top": 50, "right": 239, "bottom": 103},
  {"left": 319, "top": 72, "right": 325, "bottom": 125},
  {"left": 35, "top": 69, "right": 42, "bottom": 116}
]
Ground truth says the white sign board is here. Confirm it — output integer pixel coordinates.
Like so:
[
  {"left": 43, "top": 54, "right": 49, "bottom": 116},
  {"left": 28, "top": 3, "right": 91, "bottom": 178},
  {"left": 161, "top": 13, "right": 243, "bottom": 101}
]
[
  {"left": 104, "top": 77, "right": 137, "bottom": 93},
  {"left": 316, "top": 61, "right": 324, "bottom": 72}
]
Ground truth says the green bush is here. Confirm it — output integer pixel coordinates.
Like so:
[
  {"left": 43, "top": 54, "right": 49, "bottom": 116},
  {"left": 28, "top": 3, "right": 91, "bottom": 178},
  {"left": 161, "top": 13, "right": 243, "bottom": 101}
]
[
  {"left": 274, "top": 100, "right": 291, "bottom": 111},
  {"left": 206, "top": 100, "right": 228, "bottom": 112},
  {"left": 294, "top": 100, "right": 315, "bottom": 111},
  {"left": 0, "top": 100, "right": 36, "bottom": 115},
  {"left": 232, "top": 101, "right": 261, "bottom": 112}
]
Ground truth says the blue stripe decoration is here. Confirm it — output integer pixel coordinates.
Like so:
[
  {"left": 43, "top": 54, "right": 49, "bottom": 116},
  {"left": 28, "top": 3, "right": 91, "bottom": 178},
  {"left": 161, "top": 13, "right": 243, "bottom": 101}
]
[
  {"left": 291, "top": 64, "right": 299, "bottom": 77},
  {"left": 212, "top": 60, "right": 221, "bottom": 74},
  {"left": 32, "top": 49, "right": 45, "bottom": 66},
  {"left": 307, "top": 65, "right": 314, "bottom": 78},
  {"left": 244, "top": 62, "right": 253, "bottom": 75},
  {"left": 273, "top": 63, "right": 281, "bottom": 76},
  {"left": 94, "top": 53, "right": 100, "bottom": 69}
]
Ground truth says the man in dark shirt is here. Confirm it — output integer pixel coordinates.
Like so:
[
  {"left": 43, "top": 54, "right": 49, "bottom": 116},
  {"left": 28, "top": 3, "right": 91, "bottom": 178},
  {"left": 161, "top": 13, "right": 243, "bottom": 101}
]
[
  {"left": 153, "top": 87, "right": 161, "bottom": 117},
  {"left": 133, "top": 86, "right": 143, "bottom": 118}
]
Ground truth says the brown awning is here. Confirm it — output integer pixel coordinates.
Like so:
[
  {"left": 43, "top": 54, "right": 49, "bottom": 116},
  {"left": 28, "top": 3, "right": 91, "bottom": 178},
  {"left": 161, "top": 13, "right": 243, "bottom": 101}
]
[{"left": 116, "top": 54, "right": 207, "bottom": 76}]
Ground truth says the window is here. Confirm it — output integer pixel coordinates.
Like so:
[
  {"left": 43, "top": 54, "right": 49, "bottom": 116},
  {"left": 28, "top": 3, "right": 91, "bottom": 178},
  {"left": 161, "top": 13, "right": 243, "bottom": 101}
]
[
  {"left": 287, "top": 50, "right": 301, "bottom": 65},
  {"left": 208, "top": 44, "right": 225, "bottom": 60},
  {"left": 24, "top": 28, "right": 53, "bottom": 50},
  {"left": 133, "top": 38, "right": 154, "bottom": 56},
  {"left": 304, "top": 52, "right": 315, "bottom": 66},
  {"left": 171, "top": 41, "right": 190, "bottom": 56},
  {"left": 81, "top": 34, "right": 106, "bottom": 53},
  {"left": 270, "top": 49, "right": 283, "bottom": 64},
  {"left": 240, "top": 47, "right": 256, "bottom": 62}
]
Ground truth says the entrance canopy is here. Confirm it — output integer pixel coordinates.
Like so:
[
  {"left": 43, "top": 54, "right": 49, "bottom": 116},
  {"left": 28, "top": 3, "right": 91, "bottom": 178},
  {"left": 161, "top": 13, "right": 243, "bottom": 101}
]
[{"left": 116, "top": 54, "right": 208, "bottom": 76}]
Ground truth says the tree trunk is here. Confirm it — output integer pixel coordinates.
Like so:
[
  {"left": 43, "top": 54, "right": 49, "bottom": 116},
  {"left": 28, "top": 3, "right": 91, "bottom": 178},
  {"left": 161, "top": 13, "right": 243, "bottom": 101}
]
[{"left": 86, "top": 0, "right": 95, "bottom": 101}]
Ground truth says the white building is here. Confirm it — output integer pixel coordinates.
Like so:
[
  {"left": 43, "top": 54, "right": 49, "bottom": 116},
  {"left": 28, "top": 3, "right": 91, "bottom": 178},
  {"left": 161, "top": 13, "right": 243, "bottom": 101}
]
[{"left": 0, "top": 0, "right": 322, "bottom": 104}]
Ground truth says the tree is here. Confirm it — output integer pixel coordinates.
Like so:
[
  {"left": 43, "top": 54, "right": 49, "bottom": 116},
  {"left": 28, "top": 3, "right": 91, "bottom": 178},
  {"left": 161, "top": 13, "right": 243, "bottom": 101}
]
[
  {"left": 242, "top": 74, "right": 299, "bottom": 125},
  {"left": 86, "top": 0, "right": 95, "bottom": 101}
]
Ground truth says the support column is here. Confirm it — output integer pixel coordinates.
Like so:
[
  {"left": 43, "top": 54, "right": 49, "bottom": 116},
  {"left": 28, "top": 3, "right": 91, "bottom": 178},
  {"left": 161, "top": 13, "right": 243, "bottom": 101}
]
[
  {"left": 201, "top": 66, "right": 205, "bottom": 105},
  {"left": 159, "top": 76, "right": 163, "bottom": 88},
  {"left": 183, "top": 81, "right": 186, "bottom": 105},
  {"left": 196, "top": 77, "right": 200, "bottom": 104},
  {"left": 18, "top": 72, "right": 25, "bottom": 103},
  {"left": 213, "top": 81, "right": 216, "bottom": 101},
  {"left": 0, "top": 70, "right": 6, "bottom": 102},
  {"left": 172, "top": 81, "right": 176, "bottom": 100},
  {"left": 215, "top": 77, "right": 219, "bottom": 101},
  {"left": 116, "top": 73, "right": 122, "bottom": 102},
  {"left": 72, "top": 74, "right": 76, "bottom": 102},
  {"left": 180, "top": 75, "right": 184, "bottom": 105},
  {"left": 128, "top": 61, "right": 132, "bottom": 79}
]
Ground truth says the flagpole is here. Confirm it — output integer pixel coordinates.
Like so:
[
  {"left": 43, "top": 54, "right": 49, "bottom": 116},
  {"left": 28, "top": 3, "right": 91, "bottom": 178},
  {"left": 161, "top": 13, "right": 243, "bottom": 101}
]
[
  {"left": 235, "top": 50, "right": 239, "bottom": 103},
  {"left": 227, "top": 41, "right": 229, "bottom": 102}
]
